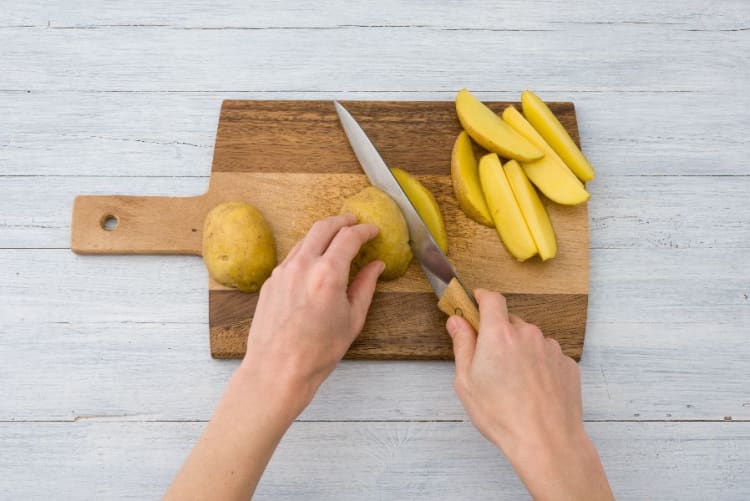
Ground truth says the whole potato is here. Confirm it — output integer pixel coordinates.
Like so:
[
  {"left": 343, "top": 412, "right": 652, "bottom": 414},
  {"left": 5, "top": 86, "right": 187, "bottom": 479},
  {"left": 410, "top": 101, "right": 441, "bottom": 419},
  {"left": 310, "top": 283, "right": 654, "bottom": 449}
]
[
  {"left": 202, "top": 202, "right": 277, "bottom": 292},
  {"left": 340, "top": 187, "right": 412, "bottom": 280}
]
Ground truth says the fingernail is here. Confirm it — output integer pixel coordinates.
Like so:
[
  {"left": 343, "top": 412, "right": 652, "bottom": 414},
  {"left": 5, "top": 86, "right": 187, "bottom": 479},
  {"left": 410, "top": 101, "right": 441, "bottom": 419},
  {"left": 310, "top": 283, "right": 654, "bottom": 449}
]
[{"left": 376, "top": 261, "right": 385, "bottom": 274}]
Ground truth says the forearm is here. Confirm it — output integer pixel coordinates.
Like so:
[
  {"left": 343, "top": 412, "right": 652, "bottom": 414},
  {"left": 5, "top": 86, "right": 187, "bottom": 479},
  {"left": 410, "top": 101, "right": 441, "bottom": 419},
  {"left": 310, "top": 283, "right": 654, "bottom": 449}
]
[
  {"left": 165, "top": 366, "right": 307, "bottom": 501},
  {"left": 506, "top": 432, "right": 613, "bottom": 501}
]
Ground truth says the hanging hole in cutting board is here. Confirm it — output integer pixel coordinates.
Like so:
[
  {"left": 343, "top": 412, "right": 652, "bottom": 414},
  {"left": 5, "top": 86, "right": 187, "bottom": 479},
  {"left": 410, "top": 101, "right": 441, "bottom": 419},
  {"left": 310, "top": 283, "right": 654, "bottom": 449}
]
[{"left": 100, "top": 215, "right": 119, "bottom": 231}]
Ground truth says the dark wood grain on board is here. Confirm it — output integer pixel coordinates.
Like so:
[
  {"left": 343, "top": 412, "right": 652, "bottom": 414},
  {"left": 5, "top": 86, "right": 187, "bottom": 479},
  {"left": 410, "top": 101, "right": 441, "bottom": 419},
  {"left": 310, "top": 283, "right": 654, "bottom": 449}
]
[
  {"left": 209, "top": 99, "right": 588, "bottom": 361},
  {"left": 210, "top": 290, "right": 587, "bottom": 360}
]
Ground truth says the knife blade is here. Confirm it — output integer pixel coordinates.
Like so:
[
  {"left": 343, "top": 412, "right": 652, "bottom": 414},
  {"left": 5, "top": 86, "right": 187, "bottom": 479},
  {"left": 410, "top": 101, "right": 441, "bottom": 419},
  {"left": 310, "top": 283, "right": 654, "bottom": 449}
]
[{"left": 333, "top": 101, "right": 479, "bottom": 330}]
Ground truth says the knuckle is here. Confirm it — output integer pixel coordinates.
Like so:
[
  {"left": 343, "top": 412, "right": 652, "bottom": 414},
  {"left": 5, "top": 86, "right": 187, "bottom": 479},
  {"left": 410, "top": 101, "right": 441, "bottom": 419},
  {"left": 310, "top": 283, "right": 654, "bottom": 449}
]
[
  {"left": 309, "top": 260, "right": 343, "bottom": 291},
  {"left": 337, "top": 225, "right": 357, "bottom": 242},
  {"left": 526, "top": 323, "right": 543, "bottom": 336},
  {"left": 546, "top": 336, "right": 562, "bottom": 352},
  {"left": 285, "top": 259, "right": 305, "bottom": 275},
  {"left": 311, "top": 220, "right": 329, "bottom": 233},
  {"left": 519, "top": 322, "right": 543, "bottom": 340}
]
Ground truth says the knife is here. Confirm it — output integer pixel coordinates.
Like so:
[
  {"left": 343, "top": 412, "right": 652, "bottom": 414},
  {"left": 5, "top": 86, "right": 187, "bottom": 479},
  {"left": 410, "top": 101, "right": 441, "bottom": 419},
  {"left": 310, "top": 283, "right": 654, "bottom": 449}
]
[{"left": 333, "top": 101, "right": 480, "bottom": 331}]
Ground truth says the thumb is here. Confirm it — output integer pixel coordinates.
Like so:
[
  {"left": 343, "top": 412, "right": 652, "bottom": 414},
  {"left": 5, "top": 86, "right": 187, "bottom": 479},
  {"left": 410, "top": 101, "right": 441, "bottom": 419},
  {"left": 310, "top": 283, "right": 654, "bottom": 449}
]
[
  {"left": 446, "top": 315, "right": 476, "bottom": 375},
  {"left": 347, "top": 260, "right": 385, "bottom": 335}
]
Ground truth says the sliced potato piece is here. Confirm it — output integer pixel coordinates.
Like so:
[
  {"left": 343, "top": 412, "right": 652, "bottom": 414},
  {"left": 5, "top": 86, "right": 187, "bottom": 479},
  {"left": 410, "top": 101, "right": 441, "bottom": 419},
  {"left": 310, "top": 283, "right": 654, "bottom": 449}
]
[
  {"left": 478, "top": 153, "right": 537, "bottom": 261},
  {"left": 504, "top": 160, "right": 557, "bottom": 261},
  {"left": 456, "top": 89, "right": 543, "bottom": 162},
  {"left": 450, "top": 131, "right": 493, "bottom": 227},
  {"left": 521, "top": 90, "right": 595, "bottom": 181},
  {"left": 391, "top": 167, "right": 448, "bottom": 253},
  {"left": 502, "top": 105, "right": 590, "bottom": 206}
]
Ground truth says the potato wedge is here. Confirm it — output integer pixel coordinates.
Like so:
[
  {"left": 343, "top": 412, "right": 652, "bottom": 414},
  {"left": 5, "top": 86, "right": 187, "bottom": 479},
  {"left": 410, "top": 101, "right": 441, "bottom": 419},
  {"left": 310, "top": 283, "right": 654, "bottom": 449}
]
[
  {"left": 391, "top": 167, "right": 448, "bottom": 253},
  {"left": 456, "top": 89, "right": 543, "bottom": 162},
  {"left": 450, "top": 131, "right": 493, "bottom": 227},
  {"left": 504, "top": 160, "right": 557, "bottom": 261},
  {"left": 502, "top": 105, "right": 590, "bottom": 206},
  {"left": 521, "top": 90, "right": 595, "bottom": 181},
  {"left": 478, "top": 153, "right": 537, "bottom": 261}
]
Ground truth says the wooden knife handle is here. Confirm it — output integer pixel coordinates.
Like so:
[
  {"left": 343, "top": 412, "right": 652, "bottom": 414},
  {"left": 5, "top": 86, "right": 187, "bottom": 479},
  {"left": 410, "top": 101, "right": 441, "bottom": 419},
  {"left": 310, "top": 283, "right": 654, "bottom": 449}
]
[
  {"left": 71, "top": 194, "right": 209, "bottom": 255},
  {"left": 437, "top": 277, "right": 480, "bottom": 332}
]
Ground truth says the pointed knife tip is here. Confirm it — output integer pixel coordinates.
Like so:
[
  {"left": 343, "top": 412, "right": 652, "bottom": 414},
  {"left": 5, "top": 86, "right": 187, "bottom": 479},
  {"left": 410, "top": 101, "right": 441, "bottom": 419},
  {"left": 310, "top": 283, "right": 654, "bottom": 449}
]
[{"left": 332, "top": 100, "right": 347, "bottom": 115}]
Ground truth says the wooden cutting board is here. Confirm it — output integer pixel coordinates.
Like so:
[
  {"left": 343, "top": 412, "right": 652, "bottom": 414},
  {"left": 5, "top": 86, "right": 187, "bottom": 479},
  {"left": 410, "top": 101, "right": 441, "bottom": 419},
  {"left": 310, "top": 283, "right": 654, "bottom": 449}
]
[{"left": 71, "top": 100, "right": 589, "bottom": 360}]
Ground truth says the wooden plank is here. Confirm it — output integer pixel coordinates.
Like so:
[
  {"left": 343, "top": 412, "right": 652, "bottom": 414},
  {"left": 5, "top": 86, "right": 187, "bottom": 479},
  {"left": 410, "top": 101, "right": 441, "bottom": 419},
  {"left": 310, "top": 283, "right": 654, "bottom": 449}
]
[
  {"left": 0, "top": 26, "right": 746, "bottom": 93},
  {"left": 1, "top": 421, "right": 748, "bottom": 500},
  {"left": 4, "top": 175, "right": 749, "bottom": 250},
  {"left": 1, "top": 247, "right": 748, "bottom": 421},
  {"left": 210, "top": 100, "right": 579, "bottom": 175},
  {"left": 209, "top": 290, "right": 587, "bottom": 360},
  {"left": 1, "top": 247, "right": 745, "bottom": 325},
  {"left": 2, "top": 0, "right": 746, "bottom": 30},
  {"left": 1, "top": 320, "right": 748, "bottom": 422},
  {"left": 1, "top": 0, "right": 747, "bottom": 497},
  {"left": 2, "top": 91, "right": 748, "bottom": 177}
]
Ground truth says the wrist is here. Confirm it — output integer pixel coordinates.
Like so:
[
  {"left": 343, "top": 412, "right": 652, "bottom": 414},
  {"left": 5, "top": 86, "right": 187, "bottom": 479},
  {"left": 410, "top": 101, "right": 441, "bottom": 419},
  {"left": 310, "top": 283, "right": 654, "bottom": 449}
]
[
  {"left": 235, "top": 360, "right": 316, "bottom": 422},
  {"left": 503, "top": 428, "right": 609, "bottom": 500}
]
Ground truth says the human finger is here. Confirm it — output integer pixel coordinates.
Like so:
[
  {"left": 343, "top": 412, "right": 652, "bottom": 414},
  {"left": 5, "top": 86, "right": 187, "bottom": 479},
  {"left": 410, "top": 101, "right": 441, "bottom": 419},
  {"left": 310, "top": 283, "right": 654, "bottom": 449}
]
[
  {"left": 346, "top": 260, "right": 385, "bottom": 336},
  {"left": 324, "top": 223, "right": 379, "bottom": 265},
  {"left": 446, "top": 315, "right": 477, "bottom": 384},
  {"left": 281, "top": 240, "right": 304, "bottom": 265},
  {"left": 300, "top": 214, "right": 357, "bottom": 256},
  {"left": 474, "top": 289, "right": 509, "bottom": 326}
]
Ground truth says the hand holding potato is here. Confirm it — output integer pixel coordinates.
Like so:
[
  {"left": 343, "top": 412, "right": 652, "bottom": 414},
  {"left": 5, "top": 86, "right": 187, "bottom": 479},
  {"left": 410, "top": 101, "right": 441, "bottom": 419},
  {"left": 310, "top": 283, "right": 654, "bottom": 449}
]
[{"left": 240, "top": 214, "right": 385, "bottom": 413}]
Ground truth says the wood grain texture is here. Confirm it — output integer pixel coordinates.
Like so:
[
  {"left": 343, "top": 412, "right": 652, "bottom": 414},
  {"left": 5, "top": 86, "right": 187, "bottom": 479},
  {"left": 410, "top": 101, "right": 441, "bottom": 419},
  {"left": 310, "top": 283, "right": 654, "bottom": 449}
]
[
  {"left": 211, "top": 101, "right": 588, "bottom": 359},
  {"left": 3, "top": 0, "right": 750, "bottom": 498},
  {"left": 5, "top": 174, "right": 749, "bottom": 250},
  {"left": 3, "top": 0, "right": 746, "bottom": 30},
  {"left": 1, "top": 24, "right": 746, "bottom": 93},
  {"left": 2, "top": 421, "right": 749, "bottom": 500},
  {"left": 69, "top": 99, "right": 590, "bottom": 360},
  {"left": 437, "top": 278, "right": 480, "bottom": 331}
]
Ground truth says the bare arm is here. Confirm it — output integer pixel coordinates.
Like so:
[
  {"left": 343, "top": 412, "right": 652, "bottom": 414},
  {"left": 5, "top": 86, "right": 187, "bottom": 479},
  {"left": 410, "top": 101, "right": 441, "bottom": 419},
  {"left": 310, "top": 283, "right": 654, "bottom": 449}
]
[
  {"left": 447, "top": 289, "right": 614, "bottom": 501},
  {"left": 165, "top": 214, "right": 384, "bottom": 500}
]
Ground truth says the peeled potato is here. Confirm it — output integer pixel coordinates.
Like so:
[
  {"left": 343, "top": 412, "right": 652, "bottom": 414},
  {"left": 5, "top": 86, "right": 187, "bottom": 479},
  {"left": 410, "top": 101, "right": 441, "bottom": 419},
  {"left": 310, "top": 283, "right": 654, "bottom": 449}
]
[
  {"left": 390, "top": 167, "right": 448, "bottom": 253},
  {"left": 504, "top": 160, "right": 557, "bottom": 261},
  {"left": 456, "top": 88, "right": 543, "bottom": 162},
  {"left": 521, "top": 90, "right": 595, "bottom": 181},
  {"left": 340, "top": 187, "right": 413, "bottom": 280},
  {"left": 451, "top": 130, "right": 493, "bottom": 227},
  {"left": 202, "top": 201, "right": 277, "bottom": 292},
  {"left": 479, "top": 153, "right": 538, "bottom": 262},
  {"left": 502, "top": 105, "right": 590, "bottom": 206}
]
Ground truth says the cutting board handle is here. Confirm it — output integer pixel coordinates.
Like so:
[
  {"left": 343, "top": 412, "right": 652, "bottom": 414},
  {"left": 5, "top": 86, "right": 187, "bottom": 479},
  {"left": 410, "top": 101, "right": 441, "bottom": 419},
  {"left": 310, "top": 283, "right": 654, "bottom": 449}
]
[{"left": 71, "top": 194, "right": 209, "bottom": 255}]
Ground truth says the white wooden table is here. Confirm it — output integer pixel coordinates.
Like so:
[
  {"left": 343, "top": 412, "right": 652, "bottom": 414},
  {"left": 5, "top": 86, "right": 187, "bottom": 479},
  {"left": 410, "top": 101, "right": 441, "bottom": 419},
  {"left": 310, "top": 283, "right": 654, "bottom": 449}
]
[{"left": 1, "top": 2, "right": 748, "bottom": 499}]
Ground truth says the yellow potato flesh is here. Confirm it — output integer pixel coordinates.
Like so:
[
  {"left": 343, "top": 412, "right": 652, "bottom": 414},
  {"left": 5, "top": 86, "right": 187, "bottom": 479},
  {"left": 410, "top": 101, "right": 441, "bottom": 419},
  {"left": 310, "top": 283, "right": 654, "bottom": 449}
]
[
  {"left": 504, "top": 160, "right": 557, "bottom": 261},
  {"left": 521, "top": 90, "right": 595, "bottom": 181},
  {"left": 202, "top": 201, "right": 277, "bottom": 292},
  {"left": 456, "top": 89, "right": 543, "bottom": 162},
  {"left": 390, "top": 167, "right": 448, "bottom": 253},
  {"left": 502, "top": 105, "right": 590, "bottom": 206},
  {"left": 478, "top": 153, "right": 537, "bottom": 262},
  {"left": 450, "top": 131, "right": 493, "bottom": 227}
]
